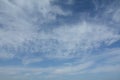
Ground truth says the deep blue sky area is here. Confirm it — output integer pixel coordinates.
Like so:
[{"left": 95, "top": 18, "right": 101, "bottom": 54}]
[{"left": 0, "top": 0, "right": 120, "bottom": 80}]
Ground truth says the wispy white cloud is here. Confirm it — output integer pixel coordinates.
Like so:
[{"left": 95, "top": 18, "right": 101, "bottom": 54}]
[
  {"left": 0, "top": 62, "right": 95, "bottom": 76},
  {"left": 0, "top": 0, "right": 120, "bottom": 60},
  {"left": 0, "top": 48, "right": 120, "bottom": 79},
  {"left": 113, "top": 9, "right": 120, "bottom": 23},
  {"left": 0, "top": 0, "right": 120, "bottom": 79},
  {"left": 0, "top": 0, "right": 70, "bottom": 47},
  {"left": 90, "top": 64, "right": 120, "bottom": 73},
  {"left": 22, "top": 57, "right": 43, "bottom": 65},
  {"left": 43, "top": 22, "right": 120, "bottom": 59},
  {"left": 52, "top": 61, "right": 94, "bottom": 75},
  {"left": 0, "top": 52, "right": 14, "bottom": 59},
  {"left": 0, "top": 18, "right": 120, "bottom": 61}
]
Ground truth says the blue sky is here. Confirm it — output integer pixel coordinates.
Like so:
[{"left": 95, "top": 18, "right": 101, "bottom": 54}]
[{"left": 0, "top": 0, "right": 120, "bottom": 80}]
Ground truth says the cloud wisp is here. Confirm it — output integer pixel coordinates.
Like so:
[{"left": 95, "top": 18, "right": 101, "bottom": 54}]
[{"left": 0, "top": 0, "right": 120, "bottom": 80}]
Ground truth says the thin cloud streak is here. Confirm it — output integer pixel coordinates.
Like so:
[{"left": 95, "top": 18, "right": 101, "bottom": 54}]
[{"left": 0, "top": 0, "right": 120, "bottom": 80}]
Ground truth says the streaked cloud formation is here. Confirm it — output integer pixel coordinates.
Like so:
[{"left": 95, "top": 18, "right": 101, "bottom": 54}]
[{"left": 0, "top": 0, "right": 120, "bottom": 80}]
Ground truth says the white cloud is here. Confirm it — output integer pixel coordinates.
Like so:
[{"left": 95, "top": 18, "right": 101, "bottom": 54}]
[
  {"left": 53, "top": 22, "right": 120, "bottom": 49},
  {"left": 90, "top": 64, "right": 120, "bottom": 73},
  {"left": 0, "top": 67, "right": 42, "bottom": 75},
  {"left": 102, "top": 0, "right": 120, "bottom": 23},
  {"left": 101, "top": 48, "right": 120, "bottom": 64},
  {"left": 52, "top": 48, "right": 120, "bottom": 75},
  {"left": 0, "top": 0, "right": 70, "bottom": 47},
  {"left": 0, "top": 52, "right": 14, "bottom": 59},
  {"left": 0, "top": 0, "right": 120, "bottom": 61},
  {"left": 1, "top": 20, "right": 119, "bottom": 60},
  {"left": 0, "top": 47, "right": 120, "bottom": 77},
  {"left": 0, "top": 61, "right": 94, "bottom": 76},
  {"left": 0, "top": 0, "right": 120, "bottom": 80},
  {"left": 22, "top": 57, "right": 43, "bottom": 65},
  {"left": 52, "top": 61, "right": 94, "bottom": 75},
  {"left": 45, "top": 22, "right": 120, "bottom": 58},
  {"left": 113, "top": 9, "right": 120, "bottom": 23}
]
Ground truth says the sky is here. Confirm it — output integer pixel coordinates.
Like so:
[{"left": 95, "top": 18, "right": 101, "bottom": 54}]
[{"left": 0, "top": 0, "right": 120, "bottom": 80}]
